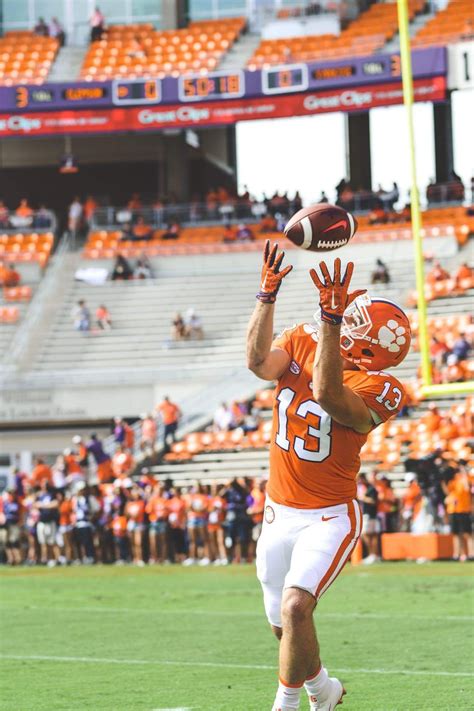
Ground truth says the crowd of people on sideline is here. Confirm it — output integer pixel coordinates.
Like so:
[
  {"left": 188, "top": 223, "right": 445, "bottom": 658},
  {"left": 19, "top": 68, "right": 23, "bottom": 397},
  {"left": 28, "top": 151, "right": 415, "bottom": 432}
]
[{"left": 0, "top": 198, "right": 53, "bottom": 230}]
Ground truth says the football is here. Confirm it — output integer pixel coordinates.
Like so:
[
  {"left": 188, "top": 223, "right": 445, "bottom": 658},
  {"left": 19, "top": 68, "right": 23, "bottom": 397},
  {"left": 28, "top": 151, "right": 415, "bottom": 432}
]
[{"left": 284, "top": 203, "right": 358, "bottom": 252}]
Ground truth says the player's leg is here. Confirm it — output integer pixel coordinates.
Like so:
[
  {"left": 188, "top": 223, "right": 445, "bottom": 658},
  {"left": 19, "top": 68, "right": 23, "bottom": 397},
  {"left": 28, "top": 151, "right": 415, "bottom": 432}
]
[{"left": 282, "top": 500, "right": 361, "bottom": 709}]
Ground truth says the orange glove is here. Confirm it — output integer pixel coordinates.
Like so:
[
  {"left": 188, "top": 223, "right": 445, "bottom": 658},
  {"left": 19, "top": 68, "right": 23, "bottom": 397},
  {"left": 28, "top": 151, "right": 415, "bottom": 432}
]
[
  {"left": 309, "top": 258, "right": 366, "bottom": 325},
  {"left": 257, "top": 240, "right": 293, "bottom": 304}
]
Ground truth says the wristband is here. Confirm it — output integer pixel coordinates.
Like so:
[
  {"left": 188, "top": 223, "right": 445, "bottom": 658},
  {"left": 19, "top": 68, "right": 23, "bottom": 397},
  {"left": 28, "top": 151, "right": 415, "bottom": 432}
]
[
  {"left": 256, "top": 291, "right": 276, "bottom": 304},
  {"left": 320, "top": 308, "right": 343, "bottom": 325}
]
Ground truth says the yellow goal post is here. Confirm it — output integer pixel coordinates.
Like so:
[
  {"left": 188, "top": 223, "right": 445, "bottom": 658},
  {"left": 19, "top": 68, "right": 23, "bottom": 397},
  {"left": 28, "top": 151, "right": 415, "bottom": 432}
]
[{"left": 396, "top": 0, "right": 474, "bottom": 397}]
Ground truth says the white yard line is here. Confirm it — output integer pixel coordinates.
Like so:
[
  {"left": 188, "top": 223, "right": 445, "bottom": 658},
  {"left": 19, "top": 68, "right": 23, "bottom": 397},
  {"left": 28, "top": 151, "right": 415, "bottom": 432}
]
[
  {"left": 0, "top": 604, "right": 471, "bottom": 623},
  {"left": 0, "top": 654, "right": 472, "bottom": 678}
]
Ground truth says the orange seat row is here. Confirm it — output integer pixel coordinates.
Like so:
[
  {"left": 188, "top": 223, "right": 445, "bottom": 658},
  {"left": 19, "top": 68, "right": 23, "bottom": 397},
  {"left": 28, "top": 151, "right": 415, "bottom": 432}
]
[
  {"left": 80, "top": 18, "right": 245, "bottom": 81},
  {"left": 412, "top": 0, "right": 473, "bottom": 47},
  {"left": 0, "top": 306, "right": 19, "bottom": 323},
  {"left": 0, "top": 32, "right": 58, "bottom": 84},
  {"left": 3, "top": 285, "right": 32, "bottom": 302}
]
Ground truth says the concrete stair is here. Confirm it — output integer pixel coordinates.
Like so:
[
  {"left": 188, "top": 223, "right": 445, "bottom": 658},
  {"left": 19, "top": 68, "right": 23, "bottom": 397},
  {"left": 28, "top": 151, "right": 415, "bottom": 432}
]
[
  {"left": 218, "top": 33, "right": 262, "bottom": 71},
  {"left": 47, "top": 47, "right": 87, "bottom": 82},
  {"left": 383, "top": 8, "right": 436, "bottom": 53}
]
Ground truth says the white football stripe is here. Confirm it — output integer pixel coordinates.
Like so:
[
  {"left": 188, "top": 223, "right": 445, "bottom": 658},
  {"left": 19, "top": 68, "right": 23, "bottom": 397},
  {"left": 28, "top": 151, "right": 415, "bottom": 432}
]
[
  {"left": 318, "top": 499, "right": 362, "bottom": 598},
  {"left": 1, "top": 654, "right": 472, "bottom": 677},
  {"left": 347, "top": 211, "right": 356, "bottom": 239},
  {"left": 300, "top": 215, "right": 313, "bottom": 249}
]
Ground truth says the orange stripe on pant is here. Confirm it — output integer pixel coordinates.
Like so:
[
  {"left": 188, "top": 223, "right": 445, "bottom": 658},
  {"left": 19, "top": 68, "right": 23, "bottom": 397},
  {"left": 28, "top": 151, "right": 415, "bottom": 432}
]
[{"left": 314, "top": 500, "right": 359, "bottom": 600}]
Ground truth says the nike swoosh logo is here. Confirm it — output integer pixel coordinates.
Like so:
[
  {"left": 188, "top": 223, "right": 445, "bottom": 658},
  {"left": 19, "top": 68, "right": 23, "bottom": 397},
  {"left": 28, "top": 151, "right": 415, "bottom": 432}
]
[
  {"left": 323, "top": 219, "right": 347, "bottom": 232},
  {"left": 321, "top": 515, "right": 339, "bottom": 522}
]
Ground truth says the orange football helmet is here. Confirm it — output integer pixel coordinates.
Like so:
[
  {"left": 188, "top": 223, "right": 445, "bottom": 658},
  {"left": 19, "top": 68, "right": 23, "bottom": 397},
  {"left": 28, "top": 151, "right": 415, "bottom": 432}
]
[{"left": 313, "top": 294, "right": 412, "bottom": 371}]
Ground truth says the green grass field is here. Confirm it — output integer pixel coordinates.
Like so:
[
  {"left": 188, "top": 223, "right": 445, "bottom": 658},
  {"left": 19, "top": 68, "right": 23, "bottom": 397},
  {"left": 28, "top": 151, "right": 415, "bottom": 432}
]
[{"left": 0, "top": 562, "right": 473, "bottom": 711}]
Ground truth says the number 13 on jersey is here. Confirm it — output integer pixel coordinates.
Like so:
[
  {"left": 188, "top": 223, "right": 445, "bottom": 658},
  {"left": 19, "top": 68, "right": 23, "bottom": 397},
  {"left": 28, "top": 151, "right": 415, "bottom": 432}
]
[{"left": 276, "top": 387, "right": 332, "bottom": 463}]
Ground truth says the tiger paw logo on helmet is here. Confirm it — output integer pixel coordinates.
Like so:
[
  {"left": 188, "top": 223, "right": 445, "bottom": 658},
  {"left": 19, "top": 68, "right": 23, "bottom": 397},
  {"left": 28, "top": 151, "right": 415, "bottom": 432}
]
[{"left": 378, "top": 320, "right": 408, "bottom": 353}]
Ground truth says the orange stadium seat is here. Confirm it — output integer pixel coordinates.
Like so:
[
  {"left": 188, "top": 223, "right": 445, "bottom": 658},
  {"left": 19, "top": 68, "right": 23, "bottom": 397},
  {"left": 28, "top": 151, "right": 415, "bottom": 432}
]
[
  {"left": 80, "top": 18, "right": 246, "bottom": 81},
  {"left": 0, "top": 32, "right": 59, "bottom": 86},
  {"left": 0, "top": 305, "right": 19, "bottom": 323},
  {"left": 0, "top": 232, "right": 54, "bottom": 266},
  {"left": 3, "top": 285, "right": 32, "bottom": 302},
  {"left": 248, "top": 0, "right": 424, "bottom": 68},
  {"left": 412, "top": 0, "right": 474, "bottom": 47}
]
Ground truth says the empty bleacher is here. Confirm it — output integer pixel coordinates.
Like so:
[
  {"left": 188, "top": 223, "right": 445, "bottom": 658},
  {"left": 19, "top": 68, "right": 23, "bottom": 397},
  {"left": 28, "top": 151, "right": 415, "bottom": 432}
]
[
  {"left": 79, "top": 18, "right": 246, "bottom": 81},
  {"left": 0, "top": 31, "right": 59, "bottom": 86},
  {"left": 247, "top": 0, "right": 425, "bottom": 68},
  {"left": 412, "top": 0, "right": 474, "bottom": 47}
]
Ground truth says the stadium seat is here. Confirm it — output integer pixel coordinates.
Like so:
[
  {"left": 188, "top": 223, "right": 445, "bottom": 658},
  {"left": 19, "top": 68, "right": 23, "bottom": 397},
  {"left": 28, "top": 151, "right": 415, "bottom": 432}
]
[{"left": 0, "top": 32, "right": 59, "bottom": 85}]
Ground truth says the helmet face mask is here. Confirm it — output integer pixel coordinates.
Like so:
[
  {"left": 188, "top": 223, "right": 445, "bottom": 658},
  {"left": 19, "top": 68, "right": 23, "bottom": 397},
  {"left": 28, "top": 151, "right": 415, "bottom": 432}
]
[{"left": 313, "top": 293, "right": 411, "bottom": 371}]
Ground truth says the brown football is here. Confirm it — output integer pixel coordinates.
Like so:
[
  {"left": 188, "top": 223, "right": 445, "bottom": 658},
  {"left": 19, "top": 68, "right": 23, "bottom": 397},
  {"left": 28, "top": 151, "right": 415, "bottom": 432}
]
[{"left": 284, "top": 203, "right": 358, "bottom": 252}]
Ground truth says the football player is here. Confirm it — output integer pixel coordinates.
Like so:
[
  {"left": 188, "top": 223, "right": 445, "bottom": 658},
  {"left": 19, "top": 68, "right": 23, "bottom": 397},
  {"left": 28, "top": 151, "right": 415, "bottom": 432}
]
[{"left": 247, "top": 241, "right": 411, "bottom": 710}]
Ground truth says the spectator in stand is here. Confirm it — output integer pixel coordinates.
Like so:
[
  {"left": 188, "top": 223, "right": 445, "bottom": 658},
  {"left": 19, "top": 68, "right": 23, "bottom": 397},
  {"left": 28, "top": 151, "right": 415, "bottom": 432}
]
[
  {"left": 83, "top": 195, "right": 97, "bottom": 227},
  {"left": 260, "top": 213, "right": 277, "bottom": 233},
  {"left": 111, "top": 254, "right": 133, "bottom": 281},
  {"left": 68, "top": 196, "right": 83, "bottom": 237},
  {"left": 167, "top": 487, "right": 187, "bottom": 563},
  {"left": 112, "top": 445, "right": 134, "bottom": 479},
  {"left": 223, "top": 223, "right": 237, "bottom": 243},
  {"left": 427, "top": 261, "right": 450, "bottom": 284},
  {"left": 0, "top": 263, "right": 20, "bottom": 287},
  {"left": 246, "top": 479, "right": 266, "bottom": 561},
  {"left": 134, "top": 255, "right": 153, "bottom": 279},
  {"left": 30, "top": 458, "right": 53, "bottom": 487},
  {"left": 126, "top": 37, "right": 146, "bottom": 59},
  {"left": 131, "top": 216, "right": 153, "bottom": 241},
  {"left": 319, "top": 191, "right": 329, "bottom": 203},
  {"left": 140, "top": 413, "right": 157, "bottom": 450},
  {"left": 0, "top": 200, "right": 9, "bottom": 228},
  {"left": 72, "top": 300, "right": 90, "bottom": 332},
  {"left": 72, "top": 435, "right": 89, "bottom": 469},
  {"left": 401, "top": 473, "right": 422, "bottom": 531},
  {"left": 36, "top": 480, "right": 59, "bottom": 566},
  {"left": 16, "top": 198, "right": 33, "bottom": 219},
  {"left": 185, "top": 308, "right": 204, "bottom": 340},
  {"left": 171, "top": 313, "right": 187, "bottom": 341},
  {"left": 161, "top": 223, "right": 180, "bottom": 240},
  {"left": 371, "top": 258, "right": 390, "bottom": 284},
  {"left": 183, "top": 483, "right": 210, "bottom": 566},
  {"left": 444, "top": 466, "right": 472, "bottom": 561},
  {"left": 291, "top": 190, "right": 303, "bottom": 213},
  {"left": 443, "top": 354, "right": 467, "bottom": 383},
  {"left": 156, "top": 396, "right": 181, "bottom": 450},
  {"left": 90, "top": 6, "right": 105, "bottom": 42},
  {"left": 113, "top": 417, "right": 126, "bottom": 446},
  {"left": 49, "top": 17, "right": 66, "bottom": 46},
  {"left": 146, "top": 483, "right": 169, "bottom": 564},
  {"left": 368, "top": 206, "right": 387, "bottom": 225},
  {"left": 207, "top": 484, "right": 227, "bottom": 564},
  {"left": 421, "top": 403, "right": 442, "bottom": 432},
  {"left": 127, "top": 193, "right": 142, "bottom": 211},
  {"left": 452, "top": 333, "right": 471, "bottom": 362},
  {"left": 87, "top": 433, "right": 113, "bottom": 483},
  {"left": 33, "top": 205, "right": 51, "bottom": 229},
  {"left": 236, "top": 224, "right": 255, "bottom": 242},
  {"left": 430, "top": 335, "right": 449, "bottom": 369},
  {"left": 358, "top": 472, "right": 380, "bottom": 564},
  {"left": 34, "top": 17, "right": 49, "bottom": 36},
  {"left": 455, "top": 262, "right": 473, "bottom": 286},
  {"left": 206, "top": 188, "right": 219, "bottom": 218},
  {"left": 213, "top": 402, "right": 234, "bottom": 432},
  {"left": 96, "top": 304, "right": 112, "bottom": 330}
]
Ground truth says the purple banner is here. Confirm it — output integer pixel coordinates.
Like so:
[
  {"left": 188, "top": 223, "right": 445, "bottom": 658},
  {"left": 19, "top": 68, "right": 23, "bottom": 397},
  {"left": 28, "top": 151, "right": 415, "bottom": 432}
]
[{"left": 0, "top": 46, "right": 445, "bottom": 113}]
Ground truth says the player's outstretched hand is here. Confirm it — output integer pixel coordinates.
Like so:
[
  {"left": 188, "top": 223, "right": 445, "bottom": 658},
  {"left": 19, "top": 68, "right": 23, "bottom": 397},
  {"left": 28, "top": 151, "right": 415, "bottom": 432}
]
[
  {"left": 256, "top": 239, "right": 293, "bottom": 304},
  {"left": 309, "top": 258, "right": 366, "bottom": 325}
]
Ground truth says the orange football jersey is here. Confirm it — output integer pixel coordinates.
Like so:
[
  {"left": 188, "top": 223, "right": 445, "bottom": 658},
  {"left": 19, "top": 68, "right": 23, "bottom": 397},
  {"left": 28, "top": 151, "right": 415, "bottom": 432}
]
[{"left": 268, "top": 324, "right": 406, "bottom": 509}]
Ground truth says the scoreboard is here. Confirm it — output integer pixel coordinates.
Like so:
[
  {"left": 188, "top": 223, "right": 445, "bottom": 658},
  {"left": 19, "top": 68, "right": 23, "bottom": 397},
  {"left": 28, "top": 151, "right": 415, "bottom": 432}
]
[{"left": 1, "top": 47, "right": 445, "bottom": 113}]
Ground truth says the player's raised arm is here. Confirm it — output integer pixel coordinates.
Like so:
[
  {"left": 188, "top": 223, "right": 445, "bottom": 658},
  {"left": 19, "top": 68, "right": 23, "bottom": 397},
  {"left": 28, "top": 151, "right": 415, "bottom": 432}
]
[
  {"left": 246, "top": 240, "right": 292, "bottom": 380},
  {"left": 310, "top": 258, "right": 373, "bottom": 433}
]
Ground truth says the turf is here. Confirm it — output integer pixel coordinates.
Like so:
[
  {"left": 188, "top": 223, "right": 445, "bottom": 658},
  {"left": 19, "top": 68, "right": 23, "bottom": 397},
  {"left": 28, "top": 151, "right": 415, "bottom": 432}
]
[{"left": 0, "top": 562, "right": 473, "bottom": 711}]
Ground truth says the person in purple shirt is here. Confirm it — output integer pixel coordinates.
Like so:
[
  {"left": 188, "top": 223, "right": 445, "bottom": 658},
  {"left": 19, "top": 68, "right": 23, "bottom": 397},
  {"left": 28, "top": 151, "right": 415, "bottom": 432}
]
[
  {"left": 86, "top": 433, "right": 114, "bottom": 483},
  {"left": 113, "top": 417, "right": 126, "bottom": 445}
]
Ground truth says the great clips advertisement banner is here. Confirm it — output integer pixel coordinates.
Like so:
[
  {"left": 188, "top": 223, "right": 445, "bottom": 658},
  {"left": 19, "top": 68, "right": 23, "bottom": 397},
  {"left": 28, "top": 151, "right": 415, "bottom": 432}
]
[{"left": 0, "top": 77, "right": 446, "bottom": 138}]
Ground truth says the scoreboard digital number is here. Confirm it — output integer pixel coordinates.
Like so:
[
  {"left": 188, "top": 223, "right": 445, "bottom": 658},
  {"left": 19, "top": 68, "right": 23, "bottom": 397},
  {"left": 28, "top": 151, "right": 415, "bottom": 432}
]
[
  {"left": 15, "top": 86, "right": 54, "bottom": 108},
  {"left": 178, "top": 71, "right": 245, "bottom": 101},
  {"left": 262, "top": 64, "right": 309, "bottom": 94},
  {"left": 15, "top": 84, "right": 109, "bottom": 108},
  {"left": 312, "top": 65, "right": 356, "bottom": 81},
  {"left": 112, "top": 79, "right": 161, "bottom": 105}
]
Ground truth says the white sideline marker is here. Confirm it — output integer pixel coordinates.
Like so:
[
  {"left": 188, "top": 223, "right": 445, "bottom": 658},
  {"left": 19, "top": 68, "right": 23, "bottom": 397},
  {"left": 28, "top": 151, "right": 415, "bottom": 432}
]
[{"left": 0, "top": 654, "right": 472, "bottom": 678}]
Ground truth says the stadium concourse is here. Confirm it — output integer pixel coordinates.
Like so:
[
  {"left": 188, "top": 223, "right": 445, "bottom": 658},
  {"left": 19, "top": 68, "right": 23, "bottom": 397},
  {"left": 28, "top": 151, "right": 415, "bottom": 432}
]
[{"left": 0, "top": 198, "right": 472, "bottom": 567}]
